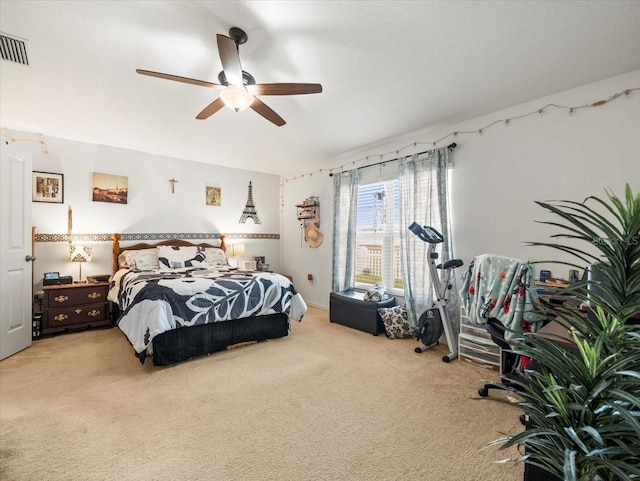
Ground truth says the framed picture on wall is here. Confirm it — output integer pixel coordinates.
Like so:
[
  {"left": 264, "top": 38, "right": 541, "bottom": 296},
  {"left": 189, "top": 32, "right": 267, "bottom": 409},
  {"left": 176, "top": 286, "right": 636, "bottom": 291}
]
[
  {"left": 206, "top": 186, "right": 221, "bottom": 206},
  {"left": 32, "top": 171, "right": 64, "bottom": 203},
  {"left": 92, "top": 172, "right": 128, "bottom": 204}
]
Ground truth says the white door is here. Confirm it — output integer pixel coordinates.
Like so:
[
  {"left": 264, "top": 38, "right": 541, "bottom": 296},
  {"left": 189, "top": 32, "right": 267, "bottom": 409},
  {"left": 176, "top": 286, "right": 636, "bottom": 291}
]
[{"left": 0, "top": 141, "right": 33, "bottom": 360}]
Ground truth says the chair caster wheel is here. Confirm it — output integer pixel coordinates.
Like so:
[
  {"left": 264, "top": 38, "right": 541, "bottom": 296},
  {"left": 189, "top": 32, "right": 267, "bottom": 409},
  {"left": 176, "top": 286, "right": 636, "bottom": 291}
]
[
  {"left": 478, "top": 388, "right": 489, "bottom": 397},
  {"left": 414, "top": 347, "right": 422, "bottom": 353},
  {"left": 519, "top": 415, "right": 526, "bottom": 426},
  {"left": 442, "top": 355, "right": 451, "bottom": 363}
]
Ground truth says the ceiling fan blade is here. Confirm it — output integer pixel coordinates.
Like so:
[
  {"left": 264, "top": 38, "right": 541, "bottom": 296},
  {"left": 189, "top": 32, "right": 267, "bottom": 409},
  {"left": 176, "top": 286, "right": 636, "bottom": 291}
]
[
  {"left": 196, "top": 98, "right": 225, "bottom": 120},
  {"left": 249, "top": 83, "right": 323, "bottom": 96},
  {"left": 216, "top": 34, "right": 243, "bottom": 87},
  {"left": 136, "top": 69, "right": 221, "bottom": 88},
  {"left": 250, "top": 97, "right": 286, "bottom": 126}
]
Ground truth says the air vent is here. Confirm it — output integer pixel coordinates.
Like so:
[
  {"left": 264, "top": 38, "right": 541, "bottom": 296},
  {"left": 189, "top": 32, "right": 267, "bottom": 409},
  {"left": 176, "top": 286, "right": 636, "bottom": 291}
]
[{"left": 0, "top": 32, "right": 29, "bottom": 66}]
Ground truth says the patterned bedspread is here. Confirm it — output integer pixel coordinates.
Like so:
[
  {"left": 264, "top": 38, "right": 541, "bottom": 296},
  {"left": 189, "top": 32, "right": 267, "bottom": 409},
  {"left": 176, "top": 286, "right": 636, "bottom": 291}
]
[{"left": 108, "top": 267, "right": 307, "bottom": 354}]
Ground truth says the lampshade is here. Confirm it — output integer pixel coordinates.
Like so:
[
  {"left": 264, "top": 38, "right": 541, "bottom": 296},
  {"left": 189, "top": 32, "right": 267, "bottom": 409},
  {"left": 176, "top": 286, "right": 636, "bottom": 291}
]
[
  {"left": 219, "top": 87, "right": 254, "bottom": 112},
  {"left": 69, "top": 244, "right": 93, "bottom": 263},
  {"left": 230, "top": 243, "right": 245, "bottom": 257},
  {"left": 69, "top": 243, "right": 93, "bottom": 283}
]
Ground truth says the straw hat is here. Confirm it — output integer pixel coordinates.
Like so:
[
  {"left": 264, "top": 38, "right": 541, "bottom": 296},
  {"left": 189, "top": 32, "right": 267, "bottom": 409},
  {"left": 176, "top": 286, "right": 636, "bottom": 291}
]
[{"left": 304, "top": 221, "right": 324, "bottom": 248}]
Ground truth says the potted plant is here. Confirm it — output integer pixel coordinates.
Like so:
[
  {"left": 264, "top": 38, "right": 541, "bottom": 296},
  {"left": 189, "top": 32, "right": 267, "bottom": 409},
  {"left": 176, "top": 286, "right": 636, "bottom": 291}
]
[{"left": 488, "top": 184, "right": 640, "bottom": 481}]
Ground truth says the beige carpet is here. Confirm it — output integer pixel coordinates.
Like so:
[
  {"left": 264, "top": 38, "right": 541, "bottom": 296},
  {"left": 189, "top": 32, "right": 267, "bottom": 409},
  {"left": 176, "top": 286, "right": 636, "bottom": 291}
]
[{"left": 1, "top": 307, "right": 524, "bottom": 481}]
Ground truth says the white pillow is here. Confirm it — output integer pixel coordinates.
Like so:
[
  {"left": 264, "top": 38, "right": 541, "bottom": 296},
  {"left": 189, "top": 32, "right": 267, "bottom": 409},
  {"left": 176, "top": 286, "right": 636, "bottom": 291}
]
[
  {"left": 120, "top": 249, "right": 159, "bottom": 270},
  {"left": 157, "top": 246, "right": 204, "bottom": 269},
  {"left": 199, "top": 247, "right": 228, "bottom": 267},
  {"left": 118, "top": 252, "right": 129, "bottom": 269},
  {"left": 130, "top": 250, "right": 159, "bottom": 270}
]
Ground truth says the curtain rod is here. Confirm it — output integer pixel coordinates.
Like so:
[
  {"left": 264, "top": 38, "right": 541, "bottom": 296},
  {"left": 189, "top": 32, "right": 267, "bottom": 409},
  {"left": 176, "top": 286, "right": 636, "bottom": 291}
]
[{"left": 329, "top": 143, "right": 457, "bottom": 176}]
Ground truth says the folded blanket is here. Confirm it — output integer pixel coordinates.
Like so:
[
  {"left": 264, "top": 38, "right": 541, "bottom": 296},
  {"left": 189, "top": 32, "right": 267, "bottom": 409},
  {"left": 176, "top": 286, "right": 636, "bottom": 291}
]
[{"left": 459, "top": 254, "right": 545, "bottom": 338}]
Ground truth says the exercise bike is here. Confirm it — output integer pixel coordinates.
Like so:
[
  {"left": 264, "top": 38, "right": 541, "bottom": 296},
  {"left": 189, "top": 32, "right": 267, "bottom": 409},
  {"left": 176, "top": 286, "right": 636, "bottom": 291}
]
[{"left": 408, "top": 222, "right": 463, "bottom": 363}]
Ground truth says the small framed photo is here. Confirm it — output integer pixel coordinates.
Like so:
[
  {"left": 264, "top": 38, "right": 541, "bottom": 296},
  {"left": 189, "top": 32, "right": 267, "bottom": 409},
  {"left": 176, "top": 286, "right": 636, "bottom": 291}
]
[
  {"left": 206, "top": 186, "right": 221, "bottom": 206},
  {"left": 32, "top": 171, "right": 64, "bottom": 203},
  {"left": 242, "top": 260, "right": 257, "bottom": 270},
  {"left": 254, "top": 256, "right": 265, "bottom": 270}
]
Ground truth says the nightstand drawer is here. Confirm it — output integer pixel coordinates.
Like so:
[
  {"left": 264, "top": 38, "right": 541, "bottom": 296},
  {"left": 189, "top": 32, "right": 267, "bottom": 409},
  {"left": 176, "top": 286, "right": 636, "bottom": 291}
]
[
  {"left": 44, "top": 285, "right": 108, "bottom": 308},
  {"left": 41, "top": 281, "right": 112, "bottom": 335},
  {"left": 46, "top": 303, "right": 108, "bottom": 327}
]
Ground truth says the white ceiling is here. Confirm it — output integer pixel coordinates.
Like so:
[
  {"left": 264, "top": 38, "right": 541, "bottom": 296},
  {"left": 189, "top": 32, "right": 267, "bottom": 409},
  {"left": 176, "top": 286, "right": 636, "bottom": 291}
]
[{"left": 1, "top": 1, "right": 639, "bottom": 176}]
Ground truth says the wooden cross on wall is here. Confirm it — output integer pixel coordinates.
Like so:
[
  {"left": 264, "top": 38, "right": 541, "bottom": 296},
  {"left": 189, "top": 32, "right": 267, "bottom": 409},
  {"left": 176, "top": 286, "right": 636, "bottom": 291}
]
[{"left": 169, "top": 178, "right": 178, "bottom": 193}]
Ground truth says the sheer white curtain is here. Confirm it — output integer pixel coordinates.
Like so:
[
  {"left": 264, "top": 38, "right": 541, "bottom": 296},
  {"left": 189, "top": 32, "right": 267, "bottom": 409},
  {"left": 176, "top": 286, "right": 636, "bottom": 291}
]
[
  {"left": 399, "top": 148, "right": 458, "bottom": 329},
  {"left": 332, "top": 170, "right": 359, "bottom": 292}
]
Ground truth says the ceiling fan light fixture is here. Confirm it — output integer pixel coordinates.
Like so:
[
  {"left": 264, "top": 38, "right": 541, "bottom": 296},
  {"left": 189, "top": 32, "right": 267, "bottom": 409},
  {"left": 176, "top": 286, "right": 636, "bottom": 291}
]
[
  {"left": 219, "top": 86, "right": 254, "bottom": 112},
  {"left": 137, "top": 27, "right": 321, "bottom": 125}
]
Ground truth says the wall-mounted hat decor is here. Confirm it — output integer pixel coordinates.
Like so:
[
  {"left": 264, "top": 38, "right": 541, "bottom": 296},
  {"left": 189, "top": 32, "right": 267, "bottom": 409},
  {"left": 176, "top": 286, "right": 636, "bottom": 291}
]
[
  {"left": 304, "top": 217, "right": 324, "bottom": 248},
  {"left": 296, "top": 197, "right": 322, "bottom": 248}
]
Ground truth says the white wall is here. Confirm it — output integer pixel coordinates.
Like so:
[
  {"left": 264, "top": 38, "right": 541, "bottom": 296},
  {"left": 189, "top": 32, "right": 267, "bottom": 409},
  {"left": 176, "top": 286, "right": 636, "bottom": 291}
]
[
  {"left": 10, "top": 70, "right": 639, "bottom": 308},
  {"left": 281, "top": 70, "right": 640, "bottom": 309},
  {"left": 280, "top": 175, "right": 335, "bottom": 307},
  {"left": 13, "top": 135, "right": 282, "bottom": 287}
]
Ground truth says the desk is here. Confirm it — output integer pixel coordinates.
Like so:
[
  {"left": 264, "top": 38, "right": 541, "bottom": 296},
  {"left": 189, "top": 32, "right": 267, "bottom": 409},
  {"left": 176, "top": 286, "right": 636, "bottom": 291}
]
[
  {"left": 537, "top": 293, "right": 595, "bottom": 347},
  {"left": 537, "top": 317, "right": 580, "bottom": 348},
  {"left": 524, "top": 298, "right": 580, "bottom": 481},
  {"left": 538, "top": 296, "right": 640, "bottom": 342}
]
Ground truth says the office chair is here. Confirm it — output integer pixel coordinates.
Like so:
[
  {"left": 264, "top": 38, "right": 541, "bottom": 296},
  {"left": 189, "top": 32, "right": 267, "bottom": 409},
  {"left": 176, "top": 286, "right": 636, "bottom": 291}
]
[
  {"left": 459, "top": 254, "right": 546, "bottom": 416},
  {"left": 477, "top": 317, "right": 529, "bottom": 396},
  {"left": 478, "top": 317, "right": 528, "bottom": 425}
]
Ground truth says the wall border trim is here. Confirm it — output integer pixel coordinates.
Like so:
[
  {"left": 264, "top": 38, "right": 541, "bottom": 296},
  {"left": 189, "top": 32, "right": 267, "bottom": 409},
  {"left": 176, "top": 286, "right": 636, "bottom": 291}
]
[{"left": 35, "top": 233, "right": 280, "bottom": 243}]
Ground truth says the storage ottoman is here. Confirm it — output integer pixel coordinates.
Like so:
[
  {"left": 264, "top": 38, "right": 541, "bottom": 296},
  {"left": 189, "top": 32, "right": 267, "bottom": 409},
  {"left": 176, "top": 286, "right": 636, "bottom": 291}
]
[{"left": 329, "top": 289, "right": 396, "bottom": 335}]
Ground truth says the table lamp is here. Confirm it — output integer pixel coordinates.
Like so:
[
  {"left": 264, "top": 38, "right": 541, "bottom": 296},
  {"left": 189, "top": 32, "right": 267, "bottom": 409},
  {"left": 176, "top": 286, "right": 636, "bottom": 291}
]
[
  {"left": 230, "top": 243, "right": 245, "bottom": 267},
  {"left": 69, "top": 243, "right": 93, "bottom": 282}
]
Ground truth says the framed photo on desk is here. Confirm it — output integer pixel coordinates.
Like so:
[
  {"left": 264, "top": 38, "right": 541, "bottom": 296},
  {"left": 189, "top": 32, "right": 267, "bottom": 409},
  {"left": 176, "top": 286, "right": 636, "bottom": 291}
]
[{"left": 242, "top": 261, "right": 257, "bottom": 270}]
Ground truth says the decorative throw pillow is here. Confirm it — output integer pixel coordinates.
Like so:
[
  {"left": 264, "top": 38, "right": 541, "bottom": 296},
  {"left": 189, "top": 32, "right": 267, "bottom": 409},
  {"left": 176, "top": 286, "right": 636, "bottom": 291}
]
[
  {"left": 363, "top": 283, "right": 389, "bottom": 302},
  {"left": 118, "top": 252, "right": 129, "bottom": 269},
  {"left": 157, "top": 246, "right": 205, "bottom": 269},
  {"left": 378, "top": 305, "right": 413, "bottom": 339},
  {"left": 197, "top": 247, "right": 228, "bottom": 267},
  {"left": 129, "top": 249, "right": 159, "bottom": 270},
  {"left": 119, "top": 249, "right": 159, "bottom": 270}
]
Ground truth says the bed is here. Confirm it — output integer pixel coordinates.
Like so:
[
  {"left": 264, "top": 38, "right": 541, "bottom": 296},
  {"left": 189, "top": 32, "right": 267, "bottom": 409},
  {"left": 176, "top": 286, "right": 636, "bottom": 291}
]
[{"left": 109, "top": 234, "right": 306, "bottom": 365}]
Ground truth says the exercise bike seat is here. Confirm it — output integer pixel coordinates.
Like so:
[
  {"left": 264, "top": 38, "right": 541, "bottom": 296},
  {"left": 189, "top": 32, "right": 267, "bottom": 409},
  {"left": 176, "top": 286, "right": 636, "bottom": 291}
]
[{"left": 437, "top": 259, "right": 464, "bottom": 270}]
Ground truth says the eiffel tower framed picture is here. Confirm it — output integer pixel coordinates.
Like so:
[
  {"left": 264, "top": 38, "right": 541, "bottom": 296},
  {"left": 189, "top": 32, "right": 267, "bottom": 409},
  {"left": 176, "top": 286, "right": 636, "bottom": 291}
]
[{"left": 239, "top": 181, "right": 261, "bottom": 224}]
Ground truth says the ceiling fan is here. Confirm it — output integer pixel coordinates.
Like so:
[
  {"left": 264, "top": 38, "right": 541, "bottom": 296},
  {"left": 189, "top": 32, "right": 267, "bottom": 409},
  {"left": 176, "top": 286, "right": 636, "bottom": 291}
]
[{"left": 136, "top": 27, "right": 322, "bottom": 127}]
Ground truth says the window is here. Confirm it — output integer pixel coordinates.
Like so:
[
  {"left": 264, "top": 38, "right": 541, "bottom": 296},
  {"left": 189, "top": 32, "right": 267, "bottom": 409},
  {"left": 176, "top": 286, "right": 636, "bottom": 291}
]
[{"left": 355, "top": 180, "right": 403, "bottom": 294}]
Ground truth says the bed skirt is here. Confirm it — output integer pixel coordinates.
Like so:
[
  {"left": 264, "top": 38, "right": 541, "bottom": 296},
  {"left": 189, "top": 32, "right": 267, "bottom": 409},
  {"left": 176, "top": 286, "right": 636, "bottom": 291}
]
[{"left": 148, "top": 313, "right": 290, "bottom": 366}]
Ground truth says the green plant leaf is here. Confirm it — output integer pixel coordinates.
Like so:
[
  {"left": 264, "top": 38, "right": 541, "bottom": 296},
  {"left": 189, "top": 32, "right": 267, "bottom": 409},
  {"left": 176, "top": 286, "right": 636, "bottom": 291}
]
[
  {"left": 563, "top": 449, "right": 577, "bottom": 481},
  {"left": 489, "top": 184, "right": 640, "bottom": 480}
]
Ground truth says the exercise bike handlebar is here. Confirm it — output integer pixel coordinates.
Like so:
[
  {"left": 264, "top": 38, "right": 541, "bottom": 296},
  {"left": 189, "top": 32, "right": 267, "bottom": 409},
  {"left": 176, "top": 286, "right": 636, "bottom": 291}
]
[{"left": 408, "top": 222, "right": 444, "bottom": 244}]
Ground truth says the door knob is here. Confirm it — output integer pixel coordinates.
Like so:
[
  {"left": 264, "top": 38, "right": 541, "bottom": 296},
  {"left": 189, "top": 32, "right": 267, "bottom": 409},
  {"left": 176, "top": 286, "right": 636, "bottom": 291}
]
[{"left": 25, "top": 255, "right": 36, "bottom": 262}]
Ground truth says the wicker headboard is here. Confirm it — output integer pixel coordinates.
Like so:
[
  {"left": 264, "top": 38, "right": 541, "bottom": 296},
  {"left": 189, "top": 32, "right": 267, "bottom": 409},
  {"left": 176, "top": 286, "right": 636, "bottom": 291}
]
[{"left": 111, "top": 233, "right": 226, "bottom": 273}]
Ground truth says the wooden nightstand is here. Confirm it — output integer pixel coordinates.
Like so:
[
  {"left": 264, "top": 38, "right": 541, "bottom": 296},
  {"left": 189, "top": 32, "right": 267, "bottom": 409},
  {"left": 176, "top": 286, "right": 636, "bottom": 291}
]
[{"left": 41, "top": 282, "right": 112, "bottom": 336}]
